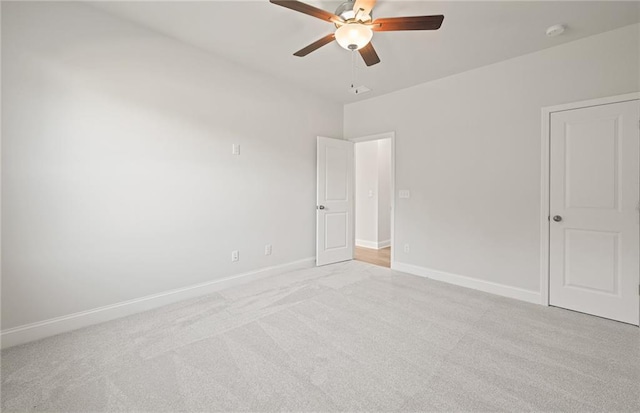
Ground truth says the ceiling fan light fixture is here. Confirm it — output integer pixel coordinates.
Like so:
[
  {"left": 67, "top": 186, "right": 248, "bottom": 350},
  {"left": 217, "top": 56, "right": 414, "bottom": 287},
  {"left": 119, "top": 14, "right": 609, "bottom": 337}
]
[{"left": 335, "top": 23, "right": 373, "bottom": 51}]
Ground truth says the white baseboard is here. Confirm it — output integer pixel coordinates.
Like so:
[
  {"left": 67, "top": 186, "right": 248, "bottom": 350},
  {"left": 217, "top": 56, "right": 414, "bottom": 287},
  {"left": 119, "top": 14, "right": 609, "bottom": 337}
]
[
  {"left": 356, "top": 239, "right": 391, "bottom": 250},
  {"left": 355, "top": 239, "right": 378, "bottom": 249},
  {"left": 377, "top": 239, "right": 390, "bottom": 249},
  {"left": 1, "top": 257, "right": 315, "bottom": 349},
  {"left": 391, "top": 262, "right": 541, "bottom": 304}
]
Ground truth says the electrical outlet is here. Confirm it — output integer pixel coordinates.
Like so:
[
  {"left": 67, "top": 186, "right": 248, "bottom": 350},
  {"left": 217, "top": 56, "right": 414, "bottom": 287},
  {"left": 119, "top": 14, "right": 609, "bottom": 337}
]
[
  {"left": 404, "top": 244, "right": 410, "bottom": 254},
  {"left": 265, "top": 244, "right": 272, "bottom": 255},
  {"left": 231, "top": 250, "right": 239, "bottom": 262}
]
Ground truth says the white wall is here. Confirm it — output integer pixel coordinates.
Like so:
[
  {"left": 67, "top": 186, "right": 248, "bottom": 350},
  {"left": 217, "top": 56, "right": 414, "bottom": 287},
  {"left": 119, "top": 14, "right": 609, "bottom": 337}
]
[
  {"left": 355, "top": 140, "right": 379, "bottom": 246},
  {"left": 1, "top": 2, "right": 343, "bottom": 330},
  {"left": 376, "top": 139, "right": 391, "bottom": 245},
  {"left": 355, "top": 139, "right": 391, "bottom": 248},
  {"left": 345, "top": 24, "right": 639, "bottom": 294}
]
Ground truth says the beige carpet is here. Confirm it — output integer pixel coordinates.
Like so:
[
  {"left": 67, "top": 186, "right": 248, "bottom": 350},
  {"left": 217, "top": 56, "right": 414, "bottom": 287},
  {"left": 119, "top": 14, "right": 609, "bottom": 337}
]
[{"left": 2, "top": 260, "right": 639, "bottom": 412}]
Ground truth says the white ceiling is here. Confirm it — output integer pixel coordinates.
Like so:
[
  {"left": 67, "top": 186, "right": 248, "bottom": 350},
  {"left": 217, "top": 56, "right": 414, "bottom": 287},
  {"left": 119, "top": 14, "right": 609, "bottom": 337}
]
[{"left": 90, "top": 1, "right": 640, "bottom": 103}]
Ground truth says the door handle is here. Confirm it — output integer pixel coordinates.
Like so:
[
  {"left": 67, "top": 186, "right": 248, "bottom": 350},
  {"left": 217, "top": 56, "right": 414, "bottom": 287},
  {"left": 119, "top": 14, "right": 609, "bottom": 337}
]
[
  {"left": 553, "top": 215, "right": 562, "bottom": 222},
  {"left": 317, "top": 205, "right": 325, "bottom": 210}
]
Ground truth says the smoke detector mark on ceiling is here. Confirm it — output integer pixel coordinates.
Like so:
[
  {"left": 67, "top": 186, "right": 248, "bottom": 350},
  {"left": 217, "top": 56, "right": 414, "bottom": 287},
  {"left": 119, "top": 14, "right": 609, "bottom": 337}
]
[{"left": 546, "top": 24, "right": 566, "bottom": 37}]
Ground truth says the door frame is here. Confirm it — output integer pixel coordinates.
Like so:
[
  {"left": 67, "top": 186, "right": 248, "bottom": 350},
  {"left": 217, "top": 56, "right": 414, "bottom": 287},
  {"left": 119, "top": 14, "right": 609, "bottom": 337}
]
[
  {"left": 539, "top": 92, "right": 640, "bottom": 307},
  {"left": 348, "top": 132, "right": 396, "bottom": 266}
]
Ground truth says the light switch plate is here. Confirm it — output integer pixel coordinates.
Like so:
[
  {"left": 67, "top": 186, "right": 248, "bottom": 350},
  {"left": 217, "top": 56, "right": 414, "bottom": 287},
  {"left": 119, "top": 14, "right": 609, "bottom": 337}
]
[
  {"left": 232, "top": 144, "right": 240, "bottom": 155},
  {"left": 399, "top": 190, "right": 410, "bottom": 199}
]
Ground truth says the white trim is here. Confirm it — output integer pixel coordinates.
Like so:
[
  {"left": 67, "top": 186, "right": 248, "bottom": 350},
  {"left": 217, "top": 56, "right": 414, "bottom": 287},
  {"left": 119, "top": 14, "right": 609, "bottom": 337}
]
[
  {"left": 348, "top": 132, "right": 394, "bottom": 143},
  {"left": 356, "top": 239, "right": 378, "bottom": 249},
  {"left": 541, "top": 93, "right": 639, "bottom": 114},
  {"left": 348, "top": 131, "right": 396, "bottom": 266},
  {"left": 355, "top": 239, "right": 391, "bottom": 249},
  {"left": 540, "top": 92, "right": 640, "bottom": 307},
  {"left": 377, "top": 239, "right": 391, "bottom": 249},
  {"left": 392, "top": 262, "right": 541, "bottom": 304},
  {"left": 540, "top": 107, "right": 551, "bottom": 306},
  {"left": 0, "top": 257, "right": 315, "bottom": 349}
]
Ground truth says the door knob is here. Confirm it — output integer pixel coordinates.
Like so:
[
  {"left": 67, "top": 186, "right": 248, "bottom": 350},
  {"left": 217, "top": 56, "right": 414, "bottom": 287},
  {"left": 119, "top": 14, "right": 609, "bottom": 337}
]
[
  {"left": 317, "top": 205, "right": 325, "bottom": 210},
  {"left": 553, "top": 215, "right": 562, "bottom": 222}
]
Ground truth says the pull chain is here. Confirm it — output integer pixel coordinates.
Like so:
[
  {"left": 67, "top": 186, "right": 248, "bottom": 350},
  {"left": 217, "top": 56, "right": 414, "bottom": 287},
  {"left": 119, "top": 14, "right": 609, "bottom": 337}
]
[{"left": 350, "top": 49, "right": 356, "bottom": 90}]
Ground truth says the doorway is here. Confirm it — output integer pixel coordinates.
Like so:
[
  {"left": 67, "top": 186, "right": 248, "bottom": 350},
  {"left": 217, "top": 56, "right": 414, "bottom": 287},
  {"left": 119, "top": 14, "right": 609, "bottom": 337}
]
[
  {"left": 351, "top": 133, "right": 394, "bottom": 268},
  {"left": 541, "top": 94, "right": 640, "bottom": 325}
]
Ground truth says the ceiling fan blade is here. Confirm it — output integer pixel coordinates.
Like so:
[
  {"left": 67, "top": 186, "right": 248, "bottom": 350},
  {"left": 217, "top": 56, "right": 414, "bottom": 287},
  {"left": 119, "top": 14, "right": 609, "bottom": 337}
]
[
  {"left": 294, "top": 33, "right": 336, "bottom": 57},
  {"left": 270, "top": 0, "right": 343, "bottom": 24},
  {"left": 358, "top": 42, "right": 380, "bottom": 66},
  {"left": 372, "top": 15, "right": 444, "bottom": 31},
  {"left": 353, "top": 0, "right": 377, "bottom": 16}
]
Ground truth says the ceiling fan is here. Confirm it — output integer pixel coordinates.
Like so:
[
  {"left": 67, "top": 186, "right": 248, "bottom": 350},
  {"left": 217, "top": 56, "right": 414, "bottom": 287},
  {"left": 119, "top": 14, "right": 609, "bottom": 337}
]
[{"left": 269, "top": 0, "right": 444, "bottom": 67}]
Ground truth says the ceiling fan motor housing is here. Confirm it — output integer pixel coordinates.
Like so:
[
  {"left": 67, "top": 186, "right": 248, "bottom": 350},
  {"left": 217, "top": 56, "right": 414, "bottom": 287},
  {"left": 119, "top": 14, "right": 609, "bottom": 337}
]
[{"left": 335, "top": 0, "right": 372, "bottom": 24}]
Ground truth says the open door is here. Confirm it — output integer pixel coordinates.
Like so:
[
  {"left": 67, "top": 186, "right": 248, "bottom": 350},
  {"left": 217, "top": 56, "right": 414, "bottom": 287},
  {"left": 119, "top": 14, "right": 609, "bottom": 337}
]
[{"left": 317, "top": 136, "right": 354, "bottom": 266}]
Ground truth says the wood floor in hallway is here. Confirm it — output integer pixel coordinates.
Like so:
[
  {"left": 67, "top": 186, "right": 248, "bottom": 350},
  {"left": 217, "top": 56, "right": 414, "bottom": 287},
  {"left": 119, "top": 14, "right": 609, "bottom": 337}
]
[{"left": 354, "top": 246, "right": 391, "bottom": 268}]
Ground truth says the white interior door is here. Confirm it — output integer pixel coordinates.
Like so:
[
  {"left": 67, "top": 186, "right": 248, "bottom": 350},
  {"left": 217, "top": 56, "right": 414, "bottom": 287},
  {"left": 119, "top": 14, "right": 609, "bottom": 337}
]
[
  {"left": 549, "top": 99, "right": 640, "bottom": 325},
  {"left": 317, "top": 136, "right": 354, "bottom": 266}
]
